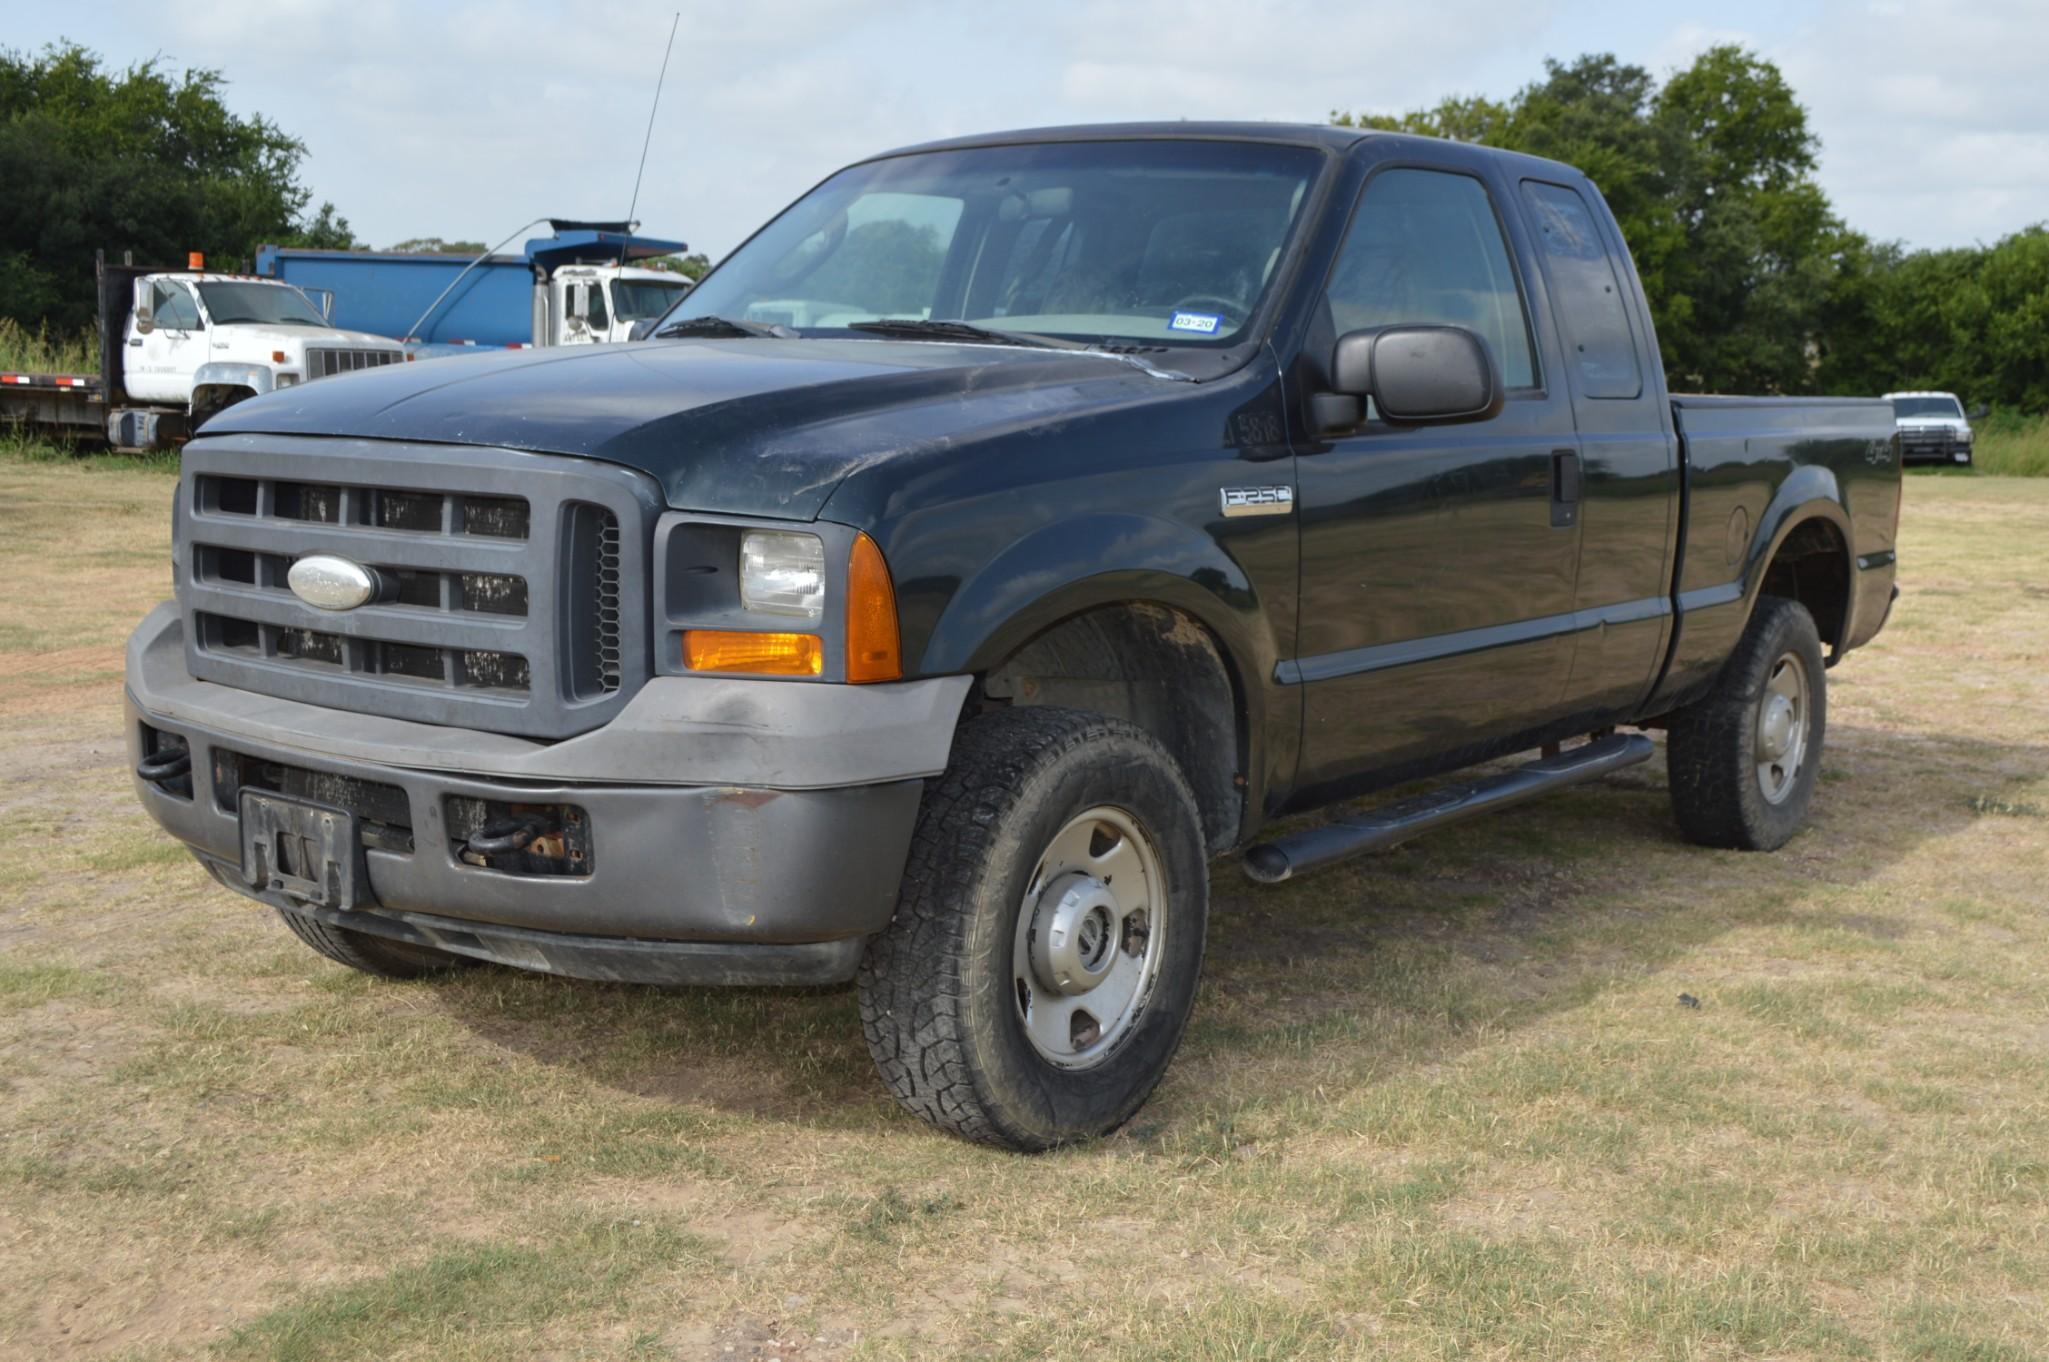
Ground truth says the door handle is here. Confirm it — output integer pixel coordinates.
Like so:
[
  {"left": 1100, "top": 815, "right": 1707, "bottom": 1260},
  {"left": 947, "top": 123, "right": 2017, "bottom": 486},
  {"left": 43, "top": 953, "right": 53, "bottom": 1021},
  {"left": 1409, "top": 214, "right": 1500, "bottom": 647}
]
[{"left": 1551, "top": 449, "right": 1581, "bottom": 528}]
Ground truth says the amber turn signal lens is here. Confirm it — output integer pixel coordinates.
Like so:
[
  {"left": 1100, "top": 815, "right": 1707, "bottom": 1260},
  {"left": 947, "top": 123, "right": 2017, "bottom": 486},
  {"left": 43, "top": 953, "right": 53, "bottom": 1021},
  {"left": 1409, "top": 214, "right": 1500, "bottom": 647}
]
[
  {"left": 845, "top": 532, "right": 901, "bottom": 683},
  {"left": 681, "top": 630, "right": 822, "bottom": 676}
]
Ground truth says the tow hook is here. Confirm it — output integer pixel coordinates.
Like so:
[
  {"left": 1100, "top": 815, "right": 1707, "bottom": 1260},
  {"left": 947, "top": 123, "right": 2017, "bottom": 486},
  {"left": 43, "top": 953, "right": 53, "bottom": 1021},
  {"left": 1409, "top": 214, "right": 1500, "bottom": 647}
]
[
  {"left": 461, "top": 813, "right": 557, "bottom": 864},
  {"left": 135, "top": 748, "right": 192, "bottom": 784}
]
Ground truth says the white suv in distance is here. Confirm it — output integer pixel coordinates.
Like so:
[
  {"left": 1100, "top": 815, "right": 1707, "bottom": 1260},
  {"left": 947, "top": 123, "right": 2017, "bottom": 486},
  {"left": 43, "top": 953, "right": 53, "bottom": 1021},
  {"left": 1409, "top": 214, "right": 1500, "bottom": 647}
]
[{"left": 1885, "top": 390, "right": 1974, "bottom": 466}]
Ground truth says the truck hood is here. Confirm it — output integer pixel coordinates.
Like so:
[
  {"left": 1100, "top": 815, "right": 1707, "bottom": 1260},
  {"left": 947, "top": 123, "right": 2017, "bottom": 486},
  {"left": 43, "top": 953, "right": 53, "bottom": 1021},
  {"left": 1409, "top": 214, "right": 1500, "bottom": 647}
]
[
  {"left": 215, "top": 324, "right": 400, "bottom": 351},
  {"left": 202, "top": 337, "right": 1180, "bottom": 518}
]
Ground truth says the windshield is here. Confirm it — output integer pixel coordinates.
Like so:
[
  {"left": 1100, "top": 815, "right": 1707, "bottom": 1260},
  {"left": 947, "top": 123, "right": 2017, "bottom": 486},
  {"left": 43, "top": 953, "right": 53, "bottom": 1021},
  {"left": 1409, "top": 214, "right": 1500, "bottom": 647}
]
[
  {"left": 611, "top": 279, "right": 691, "bottom": 322},
  {"left": 665, "top": 139, "right": 1324, "bottom": 346},
  {"left": 1893, "top": 395, "right": 1963, "bottom": 420},
  {"left": 195, "top": 282, "right": 330, "bottom": 327}
]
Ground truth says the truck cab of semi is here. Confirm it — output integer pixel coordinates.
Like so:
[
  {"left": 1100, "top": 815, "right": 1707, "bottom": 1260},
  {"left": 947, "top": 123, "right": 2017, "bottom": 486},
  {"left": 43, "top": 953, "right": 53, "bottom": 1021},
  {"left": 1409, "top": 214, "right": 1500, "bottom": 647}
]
[
  {"left": 553, "top": 264, "right": 693, "bottom": 345},
  {"left": 126, "top": 270, "right": 404, "bottom": 415},
  {"left": 0, "top": 256, "right": 409, "bottom": 452}
]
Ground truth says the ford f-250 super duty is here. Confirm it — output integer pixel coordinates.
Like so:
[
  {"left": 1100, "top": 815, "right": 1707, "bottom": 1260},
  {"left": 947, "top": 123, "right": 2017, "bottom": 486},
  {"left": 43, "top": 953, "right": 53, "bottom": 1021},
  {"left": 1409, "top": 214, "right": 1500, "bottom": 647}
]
[{"left": 126, "top": 124, "right": 1902, "bottom": 1150}]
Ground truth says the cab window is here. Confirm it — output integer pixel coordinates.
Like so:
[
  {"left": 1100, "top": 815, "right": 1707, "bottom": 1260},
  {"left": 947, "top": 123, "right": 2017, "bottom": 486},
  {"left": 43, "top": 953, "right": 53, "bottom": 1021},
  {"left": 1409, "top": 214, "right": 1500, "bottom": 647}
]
[
  {"left": 588, "top": 282, "right": 610, "bottom": 330},
  {"left": 1325, "top": 168, "right": 1536, "bottom": 389},
  {"left": 154, "top": 282, "right": 202, "bottom": 331},
  {"left": 1519, "top": 180, "right": 1643, "bottom": 399}
]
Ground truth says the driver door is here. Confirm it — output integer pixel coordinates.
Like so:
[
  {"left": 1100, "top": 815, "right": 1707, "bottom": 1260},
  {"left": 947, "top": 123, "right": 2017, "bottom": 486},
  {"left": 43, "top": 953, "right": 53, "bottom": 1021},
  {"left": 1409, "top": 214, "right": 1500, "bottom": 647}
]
[
  {"left": 1289, "top": 162, "right": 1583, "bottom": 799},
  {"left": 127, "top": 279, "right": 205, "bottom": 404}
]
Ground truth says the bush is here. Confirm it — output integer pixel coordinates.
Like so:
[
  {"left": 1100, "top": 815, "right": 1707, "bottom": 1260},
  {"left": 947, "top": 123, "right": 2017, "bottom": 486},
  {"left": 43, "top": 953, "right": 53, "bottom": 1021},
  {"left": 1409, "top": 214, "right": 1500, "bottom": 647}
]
[{"left": 1972, "top": 411, "right": 2049, "bottom": 478}]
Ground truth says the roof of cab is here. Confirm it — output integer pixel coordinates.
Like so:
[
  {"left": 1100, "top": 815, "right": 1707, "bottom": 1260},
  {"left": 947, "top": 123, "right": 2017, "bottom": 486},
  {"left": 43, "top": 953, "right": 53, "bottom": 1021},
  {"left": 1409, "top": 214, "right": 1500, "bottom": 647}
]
[{"left": 864, "top": 121, "right": 1588, "bottom": 184}]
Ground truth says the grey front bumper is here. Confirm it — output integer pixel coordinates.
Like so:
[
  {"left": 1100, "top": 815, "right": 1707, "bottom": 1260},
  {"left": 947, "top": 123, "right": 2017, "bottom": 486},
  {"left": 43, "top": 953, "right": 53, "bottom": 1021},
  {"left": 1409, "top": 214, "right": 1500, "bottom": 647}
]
[{"left": 126, "top": 604, "right": 970, "bottom": 985}]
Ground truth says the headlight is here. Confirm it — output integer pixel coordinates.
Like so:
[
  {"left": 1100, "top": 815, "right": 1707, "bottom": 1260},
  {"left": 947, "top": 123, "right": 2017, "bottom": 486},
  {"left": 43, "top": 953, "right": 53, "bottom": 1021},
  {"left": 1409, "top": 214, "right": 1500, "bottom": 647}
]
[
  {"left": 1955, "top": 428, "right": 1972, "bottom": 442},
  {"left": 740, "top": 531, "right": 825, "bottom": 618}
]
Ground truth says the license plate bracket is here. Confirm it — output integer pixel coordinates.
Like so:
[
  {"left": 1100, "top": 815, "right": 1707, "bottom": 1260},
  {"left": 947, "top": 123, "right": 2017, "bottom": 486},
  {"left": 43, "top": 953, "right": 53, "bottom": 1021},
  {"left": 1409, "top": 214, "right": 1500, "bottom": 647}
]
[{"left": 239, "top": 791, "right": 361, "bottom": 910}]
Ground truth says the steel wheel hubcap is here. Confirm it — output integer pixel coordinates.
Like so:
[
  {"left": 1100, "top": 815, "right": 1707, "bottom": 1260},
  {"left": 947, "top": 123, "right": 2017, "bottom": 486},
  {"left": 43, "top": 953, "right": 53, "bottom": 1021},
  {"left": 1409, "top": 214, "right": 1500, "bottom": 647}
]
[
  {"left": 1013, "top": 806, "right": 1166, "bottom": 1069},
  {"left": 1754, "top": 652, "right": 1810, "bottom": 805}
]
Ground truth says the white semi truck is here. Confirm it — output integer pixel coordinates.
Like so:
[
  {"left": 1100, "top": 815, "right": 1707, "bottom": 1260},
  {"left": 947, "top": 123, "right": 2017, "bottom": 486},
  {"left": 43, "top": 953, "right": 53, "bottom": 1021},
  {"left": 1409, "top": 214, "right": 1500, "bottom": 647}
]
[{"left": 1, "top": 253, "right": 404, "bottom": 451}]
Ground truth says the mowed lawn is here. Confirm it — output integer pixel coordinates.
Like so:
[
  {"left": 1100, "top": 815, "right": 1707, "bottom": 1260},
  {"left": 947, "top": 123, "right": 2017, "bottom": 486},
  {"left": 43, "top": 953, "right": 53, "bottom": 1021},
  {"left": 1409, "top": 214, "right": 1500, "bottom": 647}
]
[{"left": 1, "top": 452, "right": 2044, "bottom": 1362}]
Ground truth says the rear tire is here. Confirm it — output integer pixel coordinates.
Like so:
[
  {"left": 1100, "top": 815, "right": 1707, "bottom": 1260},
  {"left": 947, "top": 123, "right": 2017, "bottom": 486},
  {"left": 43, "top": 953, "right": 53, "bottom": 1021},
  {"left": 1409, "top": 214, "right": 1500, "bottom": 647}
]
[
  {"left": 277, "top": 908, "right": 478, "bottom": 980},
  {"left": 858, "top": 707, "right": 1209, "bottom": 1151},
  {"left": 1667, "top": 596, "right": 1826, "bottom": 851}
]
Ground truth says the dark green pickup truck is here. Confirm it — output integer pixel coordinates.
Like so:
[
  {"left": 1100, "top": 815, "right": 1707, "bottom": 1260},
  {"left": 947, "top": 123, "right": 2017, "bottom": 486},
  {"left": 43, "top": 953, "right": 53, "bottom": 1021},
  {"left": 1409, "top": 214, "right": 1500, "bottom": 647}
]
[{"left": 127, "top": 123, "right": 1901, "bottom": 1149}]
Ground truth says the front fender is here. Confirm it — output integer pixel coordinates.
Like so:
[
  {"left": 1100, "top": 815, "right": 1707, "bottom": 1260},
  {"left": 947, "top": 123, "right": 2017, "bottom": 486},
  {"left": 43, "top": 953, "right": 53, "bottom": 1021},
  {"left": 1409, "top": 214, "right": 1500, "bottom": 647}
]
[
  {"left": 918, "top": 511, "right": 1275, "bottom": 687},
  {"left": 191, "top": 362, "right": 275, "bottom": 407}
]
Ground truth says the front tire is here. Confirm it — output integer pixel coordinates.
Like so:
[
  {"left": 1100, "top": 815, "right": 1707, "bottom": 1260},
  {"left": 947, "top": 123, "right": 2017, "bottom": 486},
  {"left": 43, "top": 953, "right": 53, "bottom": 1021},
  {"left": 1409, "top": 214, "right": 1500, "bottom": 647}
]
[
  {"left": 858, "top": 707, "right": 1210, "bottom": 1150},
  {"left": 1667, "top": 596, "right": 1827, "bottom": 850}
]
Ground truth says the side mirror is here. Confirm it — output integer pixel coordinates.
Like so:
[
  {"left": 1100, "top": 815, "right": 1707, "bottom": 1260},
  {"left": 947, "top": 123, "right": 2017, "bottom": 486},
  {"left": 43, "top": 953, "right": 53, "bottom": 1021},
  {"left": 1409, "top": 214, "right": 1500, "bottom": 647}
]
[
  {"left": 1318, "top": 325, "right": 1504, "bottom": 432},
  {"left": 134, "top": 284, "right": 155, "bottom": 335},
  {"left": 628, "top": 319, "right": 656, "bottom": 341},
  {"left": 1969, "top": 403, "right": 1990, "bottom": 420}
]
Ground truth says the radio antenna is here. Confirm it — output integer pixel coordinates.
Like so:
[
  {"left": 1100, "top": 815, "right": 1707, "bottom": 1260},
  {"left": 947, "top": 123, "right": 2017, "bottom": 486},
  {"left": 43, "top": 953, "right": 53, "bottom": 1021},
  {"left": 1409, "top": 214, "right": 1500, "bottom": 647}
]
[{"left": 625, "top": 11, "right": 682, "bottom": 242}]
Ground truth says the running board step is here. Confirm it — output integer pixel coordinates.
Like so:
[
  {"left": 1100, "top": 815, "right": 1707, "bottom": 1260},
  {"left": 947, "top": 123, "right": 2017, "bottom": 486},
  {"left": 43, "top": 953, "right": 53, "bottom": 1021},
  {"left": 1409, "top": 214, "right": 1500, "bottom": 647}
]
[{"left": 1241, "top": 733, "right": 1656, "bottom": 884}]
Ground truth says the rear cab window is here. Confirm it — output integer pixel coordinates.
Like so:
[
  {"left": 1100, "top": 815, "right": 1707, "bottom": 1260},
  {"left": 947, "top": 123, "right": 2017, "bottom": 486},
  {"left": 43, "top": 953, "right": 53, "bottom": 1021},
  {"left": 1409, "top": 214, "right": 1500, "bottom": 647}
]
[{"left": 1518, "top": 180, "right": 1643, "bottom": 399}]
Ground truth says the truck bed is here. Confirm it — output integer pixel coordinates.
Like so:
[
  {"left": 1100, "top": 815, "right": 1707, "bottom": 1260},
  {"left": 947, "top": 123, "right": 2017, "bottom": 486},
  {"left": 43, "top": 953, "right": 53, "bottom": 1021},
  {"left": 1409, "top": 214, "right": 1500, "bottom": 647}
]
[{"left": 1656, "top": 394, "right": 1900, "bottom": 711}]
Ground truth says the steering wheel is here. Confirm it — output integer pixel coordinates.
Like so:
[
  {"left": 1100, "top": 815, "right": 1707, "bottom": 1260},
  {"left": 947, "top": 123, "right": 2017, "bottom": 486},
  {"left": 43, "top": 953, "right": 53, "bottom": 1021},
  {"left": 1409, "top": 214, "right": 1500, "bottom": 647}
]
[{"left": 1169, "top": 294, "right": 1246, "bottom": 326}]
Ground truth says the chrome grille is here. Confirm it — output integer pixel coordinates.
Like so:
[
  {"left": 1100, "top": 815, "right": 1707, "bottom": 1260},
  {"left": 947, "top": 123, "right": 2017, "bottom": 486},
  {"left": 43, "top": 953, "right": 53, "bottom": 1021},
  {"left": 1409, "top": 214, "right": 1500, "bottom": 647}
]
[
  {"left": 594, "top": 511, "right": 622, "bottom": 692},
  {"left": 178, "top": 439, "right": 657, "bottom": 739},
  {"left": 306, "top": 348, "right": 401, "bottom": 381}
]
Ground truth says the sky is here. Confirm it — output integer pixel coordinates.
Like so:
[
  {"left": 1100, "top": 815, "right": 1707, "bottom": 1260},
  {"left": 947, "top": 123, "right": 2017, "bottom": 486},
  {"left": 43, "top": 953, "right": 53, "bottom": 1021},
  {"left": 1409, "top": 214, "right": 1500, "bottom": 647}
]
[{"left": 4, "top": 0, "right": 2045, "bottom": 261}]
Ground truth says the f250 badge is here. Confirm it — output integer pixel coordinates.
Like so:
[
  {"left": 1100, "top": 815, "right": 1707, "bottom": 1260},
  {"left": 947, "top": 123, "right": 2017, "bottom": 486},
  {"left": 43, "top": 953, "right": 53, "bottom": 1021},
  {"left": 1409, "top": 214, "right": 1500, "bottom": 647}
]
[{"left": 1219, "top": 485, "right": 1295, "bottom": 517}]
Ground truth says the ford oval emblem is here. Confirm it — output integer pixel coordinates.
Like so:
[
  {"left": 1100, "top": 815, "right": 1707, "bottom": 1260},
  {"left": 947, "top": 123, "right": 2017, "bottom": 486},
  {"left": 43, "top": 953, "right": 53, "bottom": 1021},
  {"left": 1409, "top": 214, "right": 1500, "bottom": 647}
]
[{"left": 288, "top": 555, "right": 379, "bottom": 611}]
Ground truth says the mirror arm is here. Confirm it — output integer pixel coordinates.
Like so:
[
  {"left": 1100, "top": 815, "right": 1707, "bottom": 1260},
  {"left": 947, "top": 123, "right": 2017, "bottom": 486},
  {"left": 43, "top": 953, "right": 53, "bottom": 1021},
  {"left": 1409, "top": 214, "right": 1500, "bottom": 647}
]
[{"left": 1310, "top": 392, "right": 1363, "bottom": 436}]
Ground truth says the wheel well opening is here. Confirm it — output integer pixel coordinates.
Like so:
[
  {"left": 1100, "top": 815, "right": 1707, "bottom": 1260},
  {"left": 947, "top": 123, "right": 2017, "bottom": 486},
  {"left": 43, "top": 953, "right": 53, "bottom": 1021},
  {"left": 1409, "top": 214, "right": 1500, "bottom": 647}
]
[
  {"left": 980, "top": 603, "right": 1244, "bottom": 853},
  {"left": 1761, "top": 518, "right": 1851, "bottom": 650},
  {"left": 192, "top": 383, "right": 258, "bottom": 422}
]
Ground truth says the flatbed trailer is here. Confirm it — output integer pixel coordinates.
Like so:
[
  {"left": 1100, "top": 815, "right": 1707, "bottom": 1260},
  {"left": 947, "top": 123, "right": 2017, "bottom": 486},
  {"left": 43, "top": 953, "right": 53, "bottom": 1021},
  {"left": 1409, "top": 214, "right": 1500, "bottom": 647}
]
[{"left": 0, "top": 369, "right": 106, "bottom": 436}]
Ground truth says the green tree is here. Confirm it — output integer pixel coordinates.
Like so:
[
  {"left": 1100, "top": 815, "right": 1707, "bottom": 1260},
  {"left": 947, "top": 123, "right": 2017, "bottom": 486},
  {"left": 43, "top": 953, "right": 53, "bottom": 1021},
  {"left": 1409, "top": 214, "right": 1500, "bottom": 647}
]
[
  {"left": 1331, "top": 94, "right": 1512, "bottom": 144},
  {"left": 385, "top": 237, "right": 489, "bottom": 255},
  {"left": 642, "top": 251, "right": 713, "bottom": 281},
  {"left": 0, "top": 40, "right": 346, "bottom": 330},
  {"left": 1332, "top": 46, "right": 1850, "bottom": 395},
  {"left": 284, "top": 203, "right": 362, "bottom": 250},
  {"left": 1821, "top": 227, "right": 2049, "bottom": 411}
]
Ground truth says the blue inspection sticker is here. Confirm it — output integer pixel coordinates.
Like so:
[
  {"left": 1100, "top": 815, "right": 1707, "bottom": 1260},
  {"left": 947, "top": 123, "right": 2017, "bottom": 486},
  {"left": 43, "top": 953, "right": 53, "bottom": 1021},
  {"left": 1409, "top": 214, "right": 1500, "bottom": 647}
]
[{"left": 1168, "top": 311, "right": 1222, "bottom": 335}]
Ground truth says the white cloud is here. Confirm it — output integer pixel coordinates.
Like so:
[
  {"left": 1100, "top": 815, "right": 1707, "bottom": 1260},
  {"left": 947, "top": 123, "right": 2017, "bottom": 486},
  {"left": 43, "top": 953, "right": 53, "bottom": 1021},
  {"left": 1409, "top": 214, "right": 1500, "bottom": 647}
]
[{"left": 1693, "top": 0, "right": 2049, "bottom": 246}]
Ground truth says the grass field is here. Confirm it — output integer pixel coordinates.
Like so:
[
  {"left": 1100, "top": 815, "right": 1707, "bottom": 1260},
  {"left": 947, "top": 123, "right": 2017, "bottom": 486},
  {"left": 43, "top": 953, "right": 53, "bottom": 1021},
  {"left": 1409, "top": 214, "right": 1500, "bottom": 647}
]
[{"left": 2, "top": 449, "right": 2046, "bottom": 1360}]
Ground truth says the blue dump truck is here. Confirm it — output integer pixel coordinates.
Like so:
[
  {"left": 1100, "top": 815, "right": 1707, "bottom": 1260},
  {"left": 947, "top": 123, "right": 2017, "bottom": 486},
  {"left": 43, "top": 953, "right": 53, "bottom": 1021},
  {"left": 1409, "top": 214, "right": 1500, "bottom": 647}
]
[{"left": 254, "top": 221, "right": 695, "bottom": 358}]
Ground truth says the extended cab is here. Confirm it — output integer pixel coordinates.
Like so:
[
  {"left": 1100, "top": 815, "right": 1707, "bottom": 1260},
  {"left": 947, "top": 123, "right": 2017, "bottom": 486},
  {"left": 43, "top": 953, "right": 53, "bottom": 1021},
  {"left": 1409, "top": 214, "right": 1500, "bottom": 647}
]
[{"left": 126, "top": 126, "right": 1902, "bottom": 1150}]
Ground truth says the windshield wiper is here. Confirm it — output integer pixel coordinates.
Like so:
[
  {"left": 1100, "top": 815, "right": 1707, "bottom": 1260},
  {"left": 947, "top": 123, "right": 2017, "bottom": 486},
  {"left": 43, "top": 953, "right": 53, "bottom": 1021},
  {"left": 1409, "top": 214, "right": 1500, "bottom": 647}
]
[
  {"left": 845, "top": 318, "right": 1076, "bottom": 349},
  {"left": 653, "top": 315, "right": 795, "bottom": 339}
]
